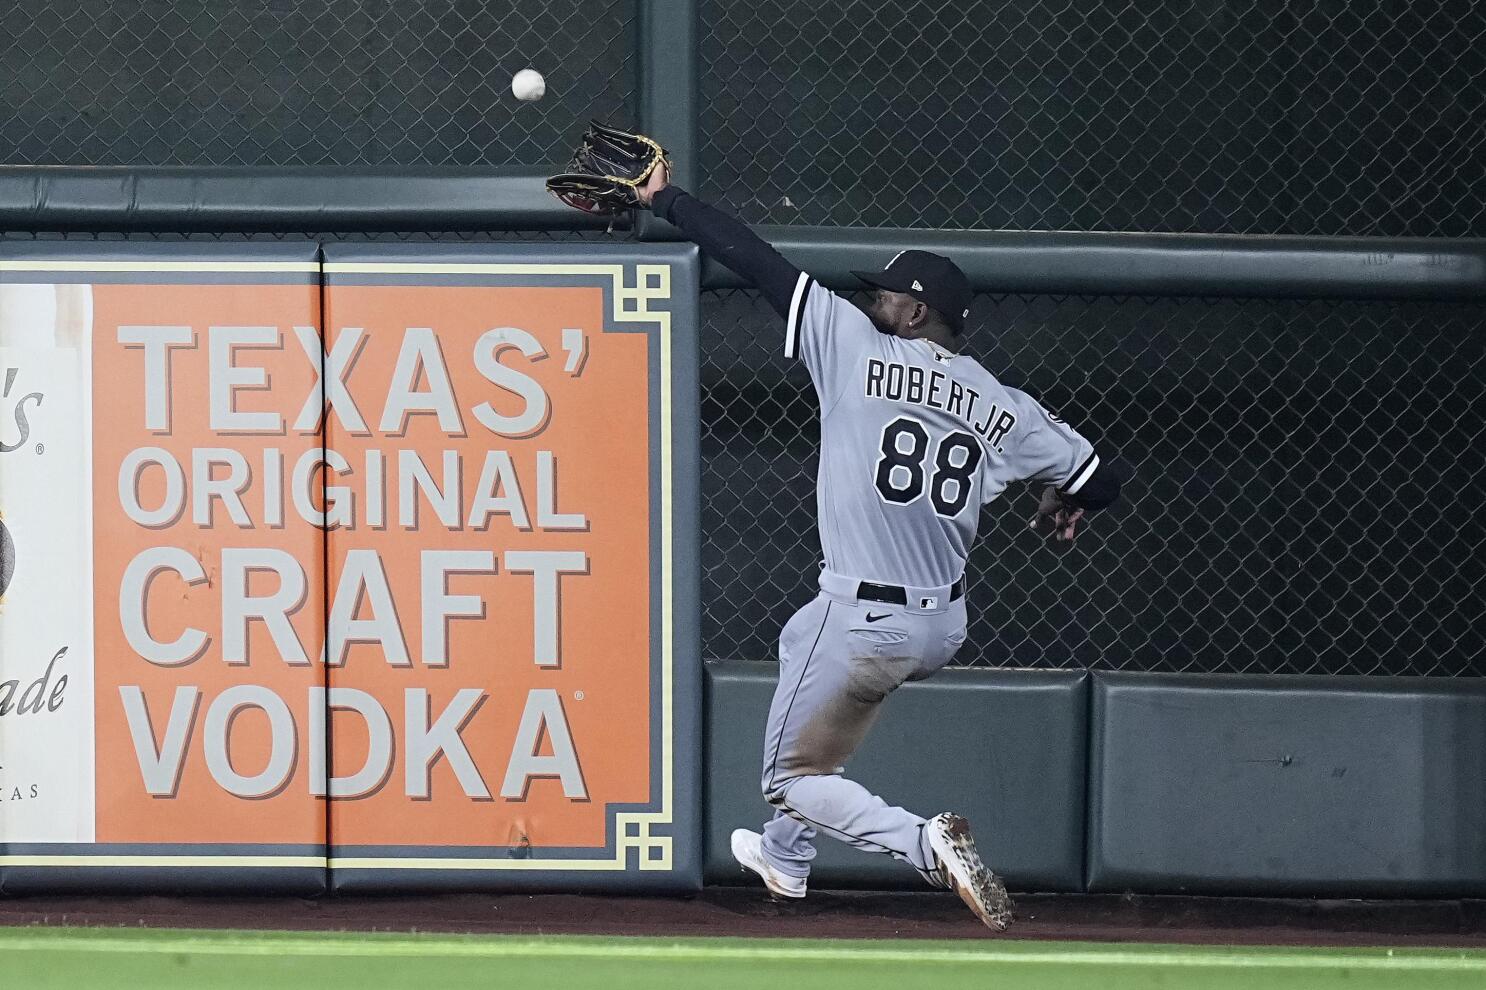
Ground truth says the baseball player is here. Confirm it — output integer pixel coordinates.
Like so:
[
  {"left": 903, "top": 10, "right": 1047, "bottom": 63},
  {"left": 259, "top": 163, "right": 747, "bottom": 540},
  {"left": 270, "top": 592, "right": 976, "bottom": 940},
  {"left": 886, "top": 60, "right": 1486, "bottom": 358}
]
[{"left": 638, "top": 165, "right": 1121, "bottom": 930}]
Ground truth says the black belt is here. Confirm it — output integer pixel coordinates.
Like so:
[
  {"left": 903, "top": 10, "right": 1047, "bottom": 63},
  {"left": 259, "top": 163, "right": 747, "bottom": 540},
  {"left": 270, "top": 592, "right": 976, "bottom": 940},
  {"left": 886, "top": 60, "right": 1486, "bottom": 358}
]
[{"left": 856, "top": 577, "right": 964, "bottom": 606}]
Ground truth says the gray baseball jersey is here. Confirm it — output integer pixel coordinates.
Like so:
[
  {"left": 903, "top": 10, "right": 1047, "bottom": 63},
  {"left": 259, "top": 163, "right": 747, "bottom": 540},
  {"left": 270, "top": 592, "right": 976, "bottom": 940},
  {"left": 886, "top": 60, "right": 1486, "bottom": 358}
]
[
  {"left": 783, "top": 273, "right": 1099, "bottom": 589},
  {"left": 753, "top": 272, "right": 1104, "bottom": 889}
]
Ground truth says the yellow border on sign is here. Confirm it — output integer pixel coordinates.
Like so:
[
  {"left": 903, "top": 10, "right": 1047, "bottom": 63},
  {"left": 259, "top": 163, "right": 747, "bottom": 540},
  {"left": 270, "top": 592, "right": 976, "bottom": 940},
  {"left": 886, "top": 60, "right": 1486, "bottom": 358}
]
[{"left": 0, "top": 262, "right": 677, "bottom": 873}]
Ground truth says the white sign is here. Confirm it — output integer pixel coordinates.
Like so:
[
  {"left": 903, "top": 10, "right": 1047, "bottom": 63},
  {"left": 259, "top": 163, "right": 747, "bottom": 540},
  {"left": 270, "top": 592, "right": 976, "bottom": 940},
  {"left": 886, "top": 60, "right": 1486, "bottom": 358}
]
[{"left": 0, "top": 283, "right": 96, "bottom": 843}]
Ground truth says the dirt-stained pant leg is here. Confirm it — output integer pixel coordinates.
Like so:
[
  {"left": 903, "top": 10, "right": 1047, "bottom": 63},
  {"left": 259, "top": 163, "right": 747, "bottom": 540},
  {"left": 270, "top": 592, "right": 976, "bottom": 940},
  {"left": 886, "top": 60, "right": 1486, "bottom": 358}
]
[{"left": 758, "top": 592, "right": 967, "bottom": 882}]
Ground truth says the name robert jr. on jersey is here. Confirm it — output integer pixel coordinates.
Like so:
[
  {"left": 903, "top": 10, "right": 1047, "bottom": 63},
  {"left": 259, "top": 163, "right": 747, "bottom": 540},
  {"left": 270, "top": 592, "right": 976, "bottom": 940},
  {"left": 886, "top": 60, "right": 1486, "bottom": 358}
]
[{"left": 863, "top": 357, "right": 1016, "bottom": 452}]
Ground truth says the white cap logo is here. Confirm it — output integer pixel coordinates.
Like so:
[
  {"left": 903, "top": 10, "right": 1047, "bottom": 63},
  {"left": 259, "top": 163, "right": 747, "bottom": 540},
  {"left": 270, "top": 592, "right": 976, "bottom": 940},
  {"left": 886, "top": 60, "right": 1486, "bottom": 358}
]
[
  {"left": 963, "top": 308, "right": 970, "bottom": 318},
  {"left": 911, "top": 279, "right": 924, "bottom": 291}
]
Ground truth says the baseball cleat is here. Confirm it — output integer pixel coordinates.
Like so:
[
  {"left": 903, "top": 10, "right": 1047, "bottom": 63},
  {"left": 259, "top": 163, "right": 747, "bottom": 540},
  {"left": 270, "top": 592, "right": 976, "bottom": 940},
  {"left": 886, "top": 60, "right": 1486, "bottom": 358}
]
[
  {"left": 926, "top": 812, "right": 1013, "bottom": 931},
  {"left": 730, "top": 828, "right": 807, "bottom": 900}
]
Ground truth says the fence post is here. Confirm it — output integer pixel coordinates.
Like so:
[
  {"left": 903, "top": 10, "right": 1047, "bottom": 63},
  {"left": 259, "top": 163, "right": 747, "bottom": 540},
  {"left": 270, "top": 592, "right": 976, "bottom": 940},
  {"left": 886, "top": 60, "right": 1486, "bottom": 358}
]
[{"left": 636, "top": 0, "right": 698, "bottom": 241}]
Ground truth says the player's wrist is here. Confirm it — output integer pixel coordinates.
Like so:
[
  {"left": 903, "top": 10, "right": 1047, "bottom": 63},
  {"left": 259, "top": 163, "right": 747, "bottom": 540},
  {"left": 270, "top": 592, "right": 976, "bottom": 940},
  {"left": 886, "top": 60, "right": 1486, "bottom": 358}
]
[{"left": 649, "top": 183, "right": 682, "bottom": 217}]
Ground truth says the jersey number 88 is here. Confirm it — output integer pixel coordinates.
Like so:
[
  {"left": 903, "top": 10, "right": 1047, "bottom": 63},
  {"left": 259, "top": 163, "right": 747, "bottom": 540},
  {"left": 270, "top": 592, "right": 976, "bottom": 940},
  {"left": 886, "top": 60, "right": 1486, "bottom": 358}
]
[{"left": 874, "top": 417, "right": 983, "bottom": 517}]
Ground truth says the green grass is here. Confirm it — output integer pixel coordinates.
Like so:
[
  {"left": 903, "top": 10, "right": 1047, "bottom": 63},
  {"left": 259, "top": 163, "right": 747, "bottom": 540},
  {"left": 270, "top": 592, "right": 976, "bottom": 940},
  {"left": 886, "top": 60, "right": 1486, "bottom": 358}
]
[{"left": 1, "top": 927, "right": 1483, "bottom": 990}]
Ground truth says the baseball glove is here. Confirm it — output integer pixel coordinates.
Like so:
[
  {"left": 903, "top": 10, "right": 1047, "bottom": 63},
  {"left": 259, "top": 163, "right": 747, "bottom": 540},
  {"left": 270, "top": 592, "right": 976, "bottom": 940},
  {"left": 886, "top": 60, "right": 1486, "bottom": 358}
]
[{"left": 546, "top": 121, "right": 669, "bottom": 216}]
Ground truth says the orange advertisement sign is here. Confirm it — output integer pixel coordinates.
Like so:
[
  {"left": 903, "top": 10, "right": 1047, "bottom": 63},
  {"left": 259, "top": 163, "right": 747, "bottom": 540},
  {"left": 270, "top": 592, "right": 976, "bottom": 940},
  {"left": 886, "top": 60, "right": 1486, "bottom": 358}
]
[
  {"left": 90, "top": 279, "right": 328, "bottom": 846},
  {"left": 322, "top": 281, "right": 653, "bottom": 851},
  {"left": 0, "top": 244, "right": 701, "bottom": 892}
]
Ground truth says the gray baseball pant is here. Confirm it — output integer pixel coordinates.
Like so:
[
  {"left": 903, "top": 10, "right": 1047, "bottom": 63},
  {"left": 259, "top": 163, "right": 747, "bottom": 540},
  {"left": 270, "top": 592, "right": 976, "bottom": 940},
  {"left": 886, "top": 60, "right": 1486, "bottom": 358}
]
[{"left": 757, "top": 583, "right": 967, "bottom": 883}]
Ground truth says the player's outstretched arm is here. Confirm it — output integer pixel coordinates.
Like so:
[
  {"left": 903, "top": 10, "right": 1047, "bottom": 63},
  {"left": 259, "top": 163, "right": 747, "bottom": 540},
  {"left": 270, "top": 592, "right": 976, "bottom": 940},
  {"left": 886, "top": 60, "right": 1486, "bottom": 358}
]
[{"left": 638, "top": 162, "right": 802, "bottom": 318}]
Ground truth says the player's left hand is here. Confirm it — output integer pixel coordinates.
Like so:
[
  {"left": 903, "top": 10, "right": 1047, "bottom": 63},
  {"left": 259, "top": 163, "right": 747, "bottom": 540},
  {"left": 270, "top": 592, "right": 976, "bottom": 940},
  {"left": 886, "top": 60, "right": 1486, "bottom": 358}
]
[{"left": 1030, "top": 485, "right": 1084, "bottom": 542}]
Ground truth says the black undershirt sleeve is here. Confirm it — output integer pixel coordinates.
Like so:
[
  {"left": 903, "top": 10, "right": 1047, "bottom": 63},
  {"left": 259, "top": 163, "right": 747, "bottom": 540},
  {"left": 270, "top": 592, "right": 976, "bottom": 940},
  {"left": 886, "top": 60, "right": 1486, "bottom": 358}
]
[
  {"left": 1062, "top": 458, "right": 1121, "bottom": 511},
  {"left": 651, "top": 185, "right": 802, "bottom": 318}
]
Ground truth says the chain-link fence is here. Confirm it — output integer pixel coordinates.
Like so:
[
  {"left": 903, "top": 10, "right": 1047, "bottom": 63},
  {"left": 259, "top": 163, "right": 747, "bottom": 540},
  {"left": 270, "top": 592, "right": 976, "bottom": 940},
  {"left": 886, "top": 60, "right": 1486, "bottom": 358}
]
[
  {"left": 702, "top": 289, "right": 1486, "bottom": 676},
  {"left": 6, "top": 1, "right": 1482, "bottom": 237},
  {"left": 700, "top": 0, "right": 1486, "bottom": 236},
  {"left": 0, "top": 0, "right": 633, "bottom": 168}
]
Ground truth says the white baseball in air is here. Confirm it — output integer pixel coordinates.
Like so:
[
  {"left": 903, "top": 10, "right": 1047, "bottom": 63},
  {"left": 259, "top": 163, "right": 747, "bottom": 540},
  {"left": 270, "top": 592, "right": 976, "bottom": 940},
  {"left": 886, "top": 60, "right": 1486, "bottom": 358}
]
[{"left": 512, "top": 68, "right": 546, "bottom": 102}]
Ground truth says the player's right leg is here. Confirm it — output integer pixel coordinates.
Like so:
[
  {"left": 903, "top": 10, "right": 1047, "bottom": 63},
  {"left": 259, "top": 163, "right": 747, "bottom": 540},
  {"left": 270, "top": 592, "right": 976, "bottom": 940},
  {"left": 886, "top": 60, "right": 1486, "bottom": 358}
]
[{"left": 925, "top": 811, "right": 1013, "bottom": 931}]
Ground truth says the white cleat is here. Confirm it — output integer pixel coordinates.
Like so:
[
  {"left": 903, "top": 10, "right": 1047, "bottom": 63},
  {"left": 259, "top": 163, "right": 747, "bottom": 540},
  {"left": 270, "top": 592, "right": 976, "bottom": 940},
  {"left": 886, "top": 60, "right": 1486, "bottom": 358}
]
[
  {"left": 730, "top": 828, "right": 807, "bottom": 900},
  {"left": 925, "top": 812, "right": 1013, "bottom": 931}
]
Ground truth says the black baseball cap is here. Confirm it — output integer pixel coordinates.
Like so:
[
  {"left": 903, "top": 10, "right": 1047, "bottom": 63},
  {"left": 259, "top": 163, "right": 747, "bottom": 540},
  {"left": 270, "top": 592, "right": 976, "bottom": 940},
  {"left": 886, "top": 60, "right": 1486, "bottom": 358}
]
[{"left": 852, "top": 250, "right": 973, "bottom": 333}]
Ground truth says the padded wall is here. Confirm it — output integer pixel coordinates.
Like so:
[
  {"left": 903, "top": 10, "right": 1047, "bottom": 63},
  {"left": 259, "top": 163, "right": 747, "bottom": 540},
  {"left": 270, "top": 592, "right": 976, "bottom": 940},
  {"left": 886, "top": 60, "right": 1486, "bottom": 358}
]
[
  {"left": 1088, "top": 671, "right": 1486, "bottom": 897},
  {"left": 705, "top": 660, "right": 1088, "bottom": 892}
]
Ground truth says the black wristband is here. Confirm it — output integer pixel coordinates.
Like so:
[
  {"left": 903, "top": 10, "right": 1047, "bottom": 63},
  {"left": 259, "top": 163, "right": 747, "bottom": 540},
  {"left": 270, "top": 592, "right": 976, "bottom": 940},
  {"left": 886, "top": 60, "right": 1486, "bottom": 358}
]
[
  {"left": 650, "top": 184, "right": 685, "bottom": 221},
  {"left": 1062, "top": 461, "right": 1121, "bottom": 511}
]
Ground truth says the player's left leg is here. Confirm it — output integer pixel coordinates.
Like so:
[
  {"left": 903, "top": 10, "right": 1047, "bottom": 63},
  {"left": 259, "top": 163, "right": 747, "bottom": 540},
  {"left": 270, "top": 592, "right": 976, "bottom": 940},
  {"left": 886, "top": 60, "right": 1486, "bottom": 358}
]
[
  {"left": 760, "top": 809, "right": 815, "bottom": 876},
  {"left": 732, "top": 595, "right": 831, "bottom": 898},
  {"left": 730, "top": 810, "right": 814, "bottom": 900}
]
